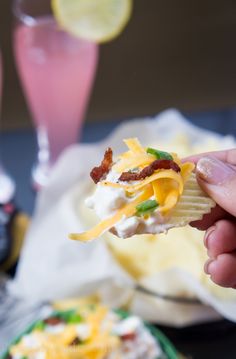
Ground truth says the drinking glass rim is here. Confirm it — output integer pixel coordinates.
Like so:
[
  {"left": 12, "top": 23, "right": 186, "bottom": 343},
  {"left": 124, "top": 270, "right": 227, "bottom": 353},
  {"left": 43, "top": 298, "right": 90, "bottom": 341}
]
[{"left": 13, "top": 0, "right": 48, "bottom": 26}]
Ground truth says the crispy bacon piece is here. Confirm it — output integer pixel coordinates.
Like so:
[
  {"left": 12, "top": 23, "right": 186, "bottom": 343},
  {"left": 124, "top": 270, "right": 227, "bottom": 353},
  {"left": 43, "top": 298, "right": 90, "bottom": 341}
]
[
  {"left": 121, "top": 332, "right": 136, "bottom": 341},
  {"left": 119, "top": 159, "right": 180, "bottom": 182},
  {"left": 90, "top": 148, "right": 113, "bottom": 184},
  {"left": 69, "top": 337, "right": 82, "bottom": 346},
  {"left": 43, "top": 316, "right": 64, "bottom": 325}
]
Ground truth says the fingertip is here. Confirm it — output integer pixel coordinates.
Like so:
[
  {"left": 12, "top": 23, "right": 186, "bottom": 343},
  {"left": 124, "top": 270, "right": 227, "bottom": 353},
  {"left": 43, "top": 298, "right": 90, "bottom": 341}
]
[
  {"left": 203, "top": 226, "right": 216, "bottom": 250},
  {"left": 206, "top": 220, "right": 236, "bottom": 258},
  {"left": 204, "top": 258, "right": 214, "bottom": 274},
  {"left": 206, "top": 253, "right": 236, "bottom": 288}
]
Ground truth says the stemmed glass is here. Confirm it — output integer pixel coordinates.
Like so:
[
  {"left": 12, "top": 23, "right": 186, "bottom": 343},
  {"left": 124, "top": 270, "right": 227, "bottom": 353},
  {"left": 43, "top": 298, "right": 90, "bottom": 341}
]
[
  {"left": 13, "top": 0, "right": 99, "bottom": 189},
  {"left": 0, "top": 50, "right": 15, "bottom": 203}
]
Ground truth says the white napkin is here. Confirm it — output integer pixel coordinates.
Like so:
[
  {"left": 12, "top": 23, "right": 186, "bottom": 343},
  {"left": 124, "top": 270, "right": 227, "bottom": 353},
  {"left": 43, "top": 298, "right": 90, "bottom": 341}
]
[{"left": 8, "top": 109, "right": 236, "bottom": 327}]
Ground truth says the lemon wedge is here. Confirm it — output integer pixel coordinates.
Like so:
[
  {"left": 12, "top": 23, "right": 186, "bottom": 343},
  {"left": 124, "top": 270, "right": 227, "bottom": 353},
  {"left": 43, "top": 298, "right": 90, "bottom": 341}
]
[{"left": 51, "top": 0, "right": 133, "bottom": 43}]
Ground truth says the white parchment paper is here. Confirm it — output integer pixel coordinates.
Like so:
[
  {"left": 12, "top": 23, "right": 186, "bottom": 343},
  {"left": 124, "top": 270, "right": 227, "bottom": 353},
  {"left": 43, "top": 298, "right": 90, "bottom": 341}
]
[{"left": 8, "top": 109, "right": 236, "bottom": 327}]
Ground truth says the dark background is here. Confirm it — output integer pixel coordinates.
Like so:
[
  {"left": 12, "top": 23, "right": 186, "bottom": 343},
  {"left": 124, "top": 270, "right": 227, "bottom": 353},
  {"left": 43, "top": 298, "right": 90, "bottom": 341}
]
[{"left": 1, "top": 0, "right": 236, "bottom": 130}]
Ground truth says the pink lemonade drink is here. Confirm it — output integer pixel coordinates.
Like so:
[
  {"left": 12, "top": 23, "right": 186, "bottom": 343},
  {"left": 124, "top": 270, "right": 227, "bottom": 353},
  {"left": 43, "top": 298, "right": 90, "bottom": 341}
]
[{"left": 14, "top": 16, "right": 98, "bottom": 163}]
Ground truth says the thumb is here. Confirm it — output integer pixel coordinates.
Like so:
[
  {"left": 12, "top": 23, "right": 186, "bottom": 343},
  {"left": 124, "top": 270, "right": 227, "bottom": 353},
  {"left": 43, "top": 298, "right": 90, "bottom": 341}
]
[{"left": 196, "top": 156, "right": 236, "bottom": 217}]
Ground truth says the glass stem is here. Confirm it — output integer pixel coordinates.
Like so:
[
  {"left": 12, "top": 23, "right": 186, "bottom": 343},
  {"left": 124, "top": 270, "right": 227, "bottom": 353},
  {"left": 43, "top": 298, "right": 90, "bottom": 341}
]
[{"left": 36, "top": 125, "right": 50, "bottom": 167}]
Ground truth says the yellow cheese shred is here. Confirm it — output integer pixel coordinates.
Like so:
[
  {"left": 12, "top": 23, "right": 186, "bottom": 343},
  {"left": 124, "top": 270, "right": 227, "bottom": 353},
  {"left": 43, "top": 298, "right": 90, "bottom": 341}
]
[
  {"left": 152, "top": 179, "right": 174, "bottom": 205},
  {"left": 101, "top": 162, "right": 194, "bottom": 222},
  {"left": 114, "top": 138, "right": 152, "bottom": 172},
  {"left": 181, "top": 162, "right": 195, "bottom": 181},
  {"left": 102, "top": 169, "right": 184, "bottom": 194},
  {"left": 113, "top": 152, "right": 154, "bottom": 172},
  {"left": 67, "top": 137, "right": 195, "bottom": 243},
  {"left": 10, "top": 305, "right": 120, "bottom": 359},
  {"left": 159, "top": 189, "right": 180, "bottom": 214},
  {"left": 69, "top": 185, "right": 153, "bottom": 241},
  {"left": 123, "top": 137, "right": 145, "bottom": 153}
]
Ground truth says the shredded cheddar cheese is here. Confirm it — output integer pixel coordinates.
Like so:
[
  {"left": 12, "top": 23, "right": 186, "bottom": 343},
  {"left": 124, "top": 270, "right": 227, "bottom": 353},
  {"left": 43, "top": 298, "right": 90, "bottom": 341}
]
[
  {"left": 69, "top": 185, "right": 153, "bottom": 241},
  {"left": 113, "top": 152, "right": 154, "bottom": 172},
  {"left": 69, "top": 138, "right": 195, "bottom": 241},
  {"left": 10, "top": 305, "right": 121, "bottom": 359},
  {"left": 152, "top": 177, "right": 184, "bottom": 214},
  {"left": 123, "top": 138, "right": 146, "bottom": 153},
  {"left": 102, "top": 169, "right": 185, "bottom": 194},
  {"left": 114, "top": 138, "right": 152, "bottom": 172}
]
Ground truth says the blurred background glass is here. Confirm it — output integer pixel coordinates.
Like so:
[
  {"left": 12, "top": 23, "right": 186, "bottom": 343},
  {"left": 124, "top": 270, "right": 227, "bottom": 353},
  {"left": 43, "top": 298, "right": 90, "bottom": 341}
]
[
  {"left": 0, "top": 0, "right": 235, "bottom": 207},
  {"left": 0, "top": 49, "right": 15, "bottom": 203},
  {"left": 12, "top": 0, "right": 98, "bottom": 188},
  {"left": 1, "top": 0, "right": 236, "bottom": 131}
]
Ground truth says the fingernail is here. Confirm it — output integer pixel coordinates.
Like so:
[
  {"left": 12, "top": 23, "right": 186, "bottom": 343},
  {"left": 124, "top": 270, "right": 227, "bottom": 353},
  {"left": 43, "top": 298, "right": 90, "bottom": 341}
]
[
  {"left": 197, "top": 157, "right": 233, "bottom": 185},
  {"left": 204, "top": 226, "right": 216, "bottom": 248},
  {"left": 204, "top": 259, "right": 215, "bottom": 274}
]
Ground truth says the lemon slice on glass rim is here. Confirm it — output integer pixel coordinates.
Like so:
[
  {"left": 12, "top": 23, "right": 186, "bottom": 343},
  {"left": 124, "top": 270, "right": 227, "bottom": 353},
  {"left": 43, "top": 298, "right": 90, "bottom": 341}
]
[{"left": 51, "top": 0, "right": 133, "bottom": 43}]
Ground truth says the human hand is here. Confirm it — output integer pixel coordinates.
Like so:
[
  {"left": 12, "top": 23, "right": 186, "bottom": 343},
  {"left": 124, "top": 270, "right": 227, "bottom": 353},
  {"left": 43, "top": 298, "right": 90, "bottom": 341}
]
[{"left": 186, "top": 149, "right": 236, "bottom": 288}]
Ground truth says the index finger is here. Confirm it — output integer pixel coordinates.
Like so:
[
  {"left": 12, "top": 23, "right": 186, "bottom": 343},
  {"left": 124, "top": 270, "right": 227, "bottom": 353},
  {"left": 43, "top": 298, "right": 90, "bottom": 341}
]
[{"left": 185, "top": 148, "right": 236, "bottom": 230}]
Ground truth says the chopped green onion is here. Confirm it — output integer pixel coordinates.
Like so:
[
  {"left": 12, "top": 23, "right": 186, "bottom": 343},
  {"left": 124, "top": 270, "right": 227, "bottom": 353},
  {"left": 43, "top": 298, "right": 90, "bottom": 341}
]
[
  {"left": 147, "top": 147, "right": 173, "bottom": 160},
  {"left": 53, "top": 309, "right": 83, "bottom": 323},
  {"left": 136, "top": 199, "right": 158, "bottom": 215},
  {"left": 34, "top": 321, "right": 46, "bottom": 331},
  {"left": 67, "top": 313, "right": 83, "bottom": 324}
]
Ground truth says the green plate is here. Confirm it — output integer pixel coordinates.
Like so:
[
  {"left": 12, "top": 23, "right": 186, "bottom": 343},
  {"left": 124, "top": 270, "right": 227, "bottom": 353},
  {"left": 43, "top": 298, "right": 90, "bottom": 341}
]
[{"left": 1, "top": 309, "right": 179, "bottom": 359}]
